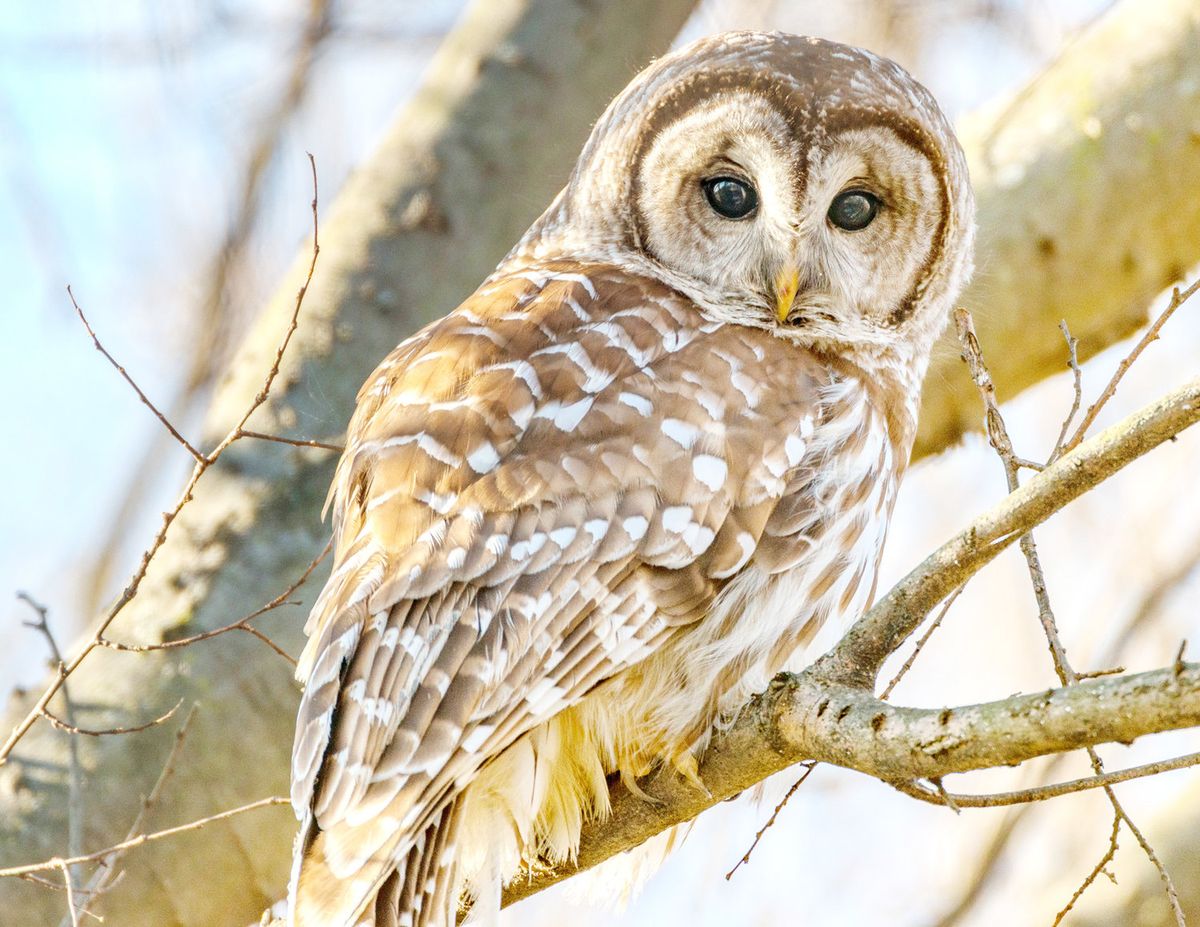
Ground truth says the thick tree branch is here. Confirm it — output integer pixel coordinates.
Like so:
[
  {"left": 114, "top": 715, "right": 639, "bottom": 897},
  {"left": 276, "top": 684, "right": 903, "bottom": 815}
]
[{"left": 502, "top": 661, "right": 1200, "bottom": 904}]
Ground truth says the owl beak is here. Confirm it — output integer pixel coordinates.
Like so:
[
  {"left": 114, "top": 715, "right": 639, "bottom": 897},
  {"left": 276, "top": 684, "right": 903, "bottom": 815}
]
[{"left": 774, "top": 265, "right": 801, "bottom": 323}]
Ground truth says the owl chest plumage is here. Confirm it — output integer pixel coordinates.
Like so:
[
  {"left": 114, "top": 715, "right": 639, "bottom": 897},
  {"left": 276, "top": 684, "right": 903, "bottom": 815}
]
[{"left": 446, "top": 272, "right": 906, "bottom": 901}]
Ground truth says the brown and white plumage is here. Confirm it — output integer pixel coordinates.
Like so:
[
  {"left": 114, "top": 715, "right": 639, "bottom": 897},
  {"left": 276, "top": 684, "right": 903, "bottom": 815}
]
[{"left": 288, "top": 31, "right": 974, "bottom": 927}]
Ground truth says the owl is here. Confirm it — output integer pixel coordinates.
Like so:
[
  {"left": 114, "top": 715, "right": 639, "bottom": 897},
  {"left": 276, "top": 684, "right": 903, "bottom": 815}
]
[{"left": 287, "top": 31, "right": 974, "bottom": 927}]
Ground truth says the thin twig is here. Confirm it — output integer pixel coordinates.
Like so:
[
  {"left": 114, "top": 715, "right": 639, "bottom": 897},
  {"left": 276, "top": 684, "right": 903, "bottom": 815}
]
[
  {"left": 1053, "top": 816, "right": 1120, "bottom": 926},
  {"left": 724, "top": 762, "right": 816, "bottom": 880},
  {"left": 39, "top": 700, "right": 182, "bottom": 737},
  {"left": 68, "top": 707, "right": 198, "bottom": 924},
  {"left": 237, "top": 429, "right": 344, "bottom": 452},
  {"left": 58, "top": 862, "right": 79, "bottom": 927},
  {"left": 67, "top": 287, "right": 205, "bottom": 464},
  {"left": 1062, "top": 277, "right": 1200, "bottom": 455},
  {"left": 97, "top": 536, "right": 332, "bottom": 667},
  {"left": 0, "top": 796, "right": 288, "bottom": 878},
  {"left": 1047, "top": 320, "right": 1083, "bottom": 463},
  {"left": 896, "top": 749, "right": 1200, "bottom": 808},
  {"left": 1122, "top": 805, "right": 1187, "bottom": 925},
  {"left": 879, "top": 586, "right": 965, "bottom": 700},
  {"left": 0, "top": 154, "right": 320, "bottom": 767},
  {"left": 17, "top": 593, "right": 84, "bottom": 907},
  {"left": 954, "top": 308, "right": 1075, "bottom": 680},
  {"left": 935, "top": 521, "right": 1200, "bottom": 927},
  {"left": 956, "top": 307, "right": 1186, "bottom": 927}
]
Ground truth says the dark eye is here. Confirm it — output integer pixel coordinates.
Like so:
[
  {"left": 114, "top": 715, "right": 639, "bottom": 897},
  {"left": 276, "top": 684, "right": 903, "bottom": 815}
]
[
  {"left": 828, "top": 190, "right": 880, "bottom": 231},
  {"left": 702, "top": 176, "right": 758, "bottom": 220}
]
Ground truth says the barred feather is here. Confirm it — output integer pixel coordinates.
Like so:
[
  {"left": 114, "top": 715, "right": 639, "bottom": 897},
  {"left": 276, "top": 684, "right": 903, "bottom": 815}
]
[{"left": 288, "top": 27, "right": 973, "bottom": 927}]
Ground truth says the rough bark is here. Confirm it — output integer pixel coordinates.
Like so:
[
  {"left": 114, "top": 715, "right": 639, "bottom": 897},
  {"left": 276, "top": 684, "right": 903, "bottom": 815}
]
[{"left": 3, "top": 0, "right": 1200, "bottom": 924}]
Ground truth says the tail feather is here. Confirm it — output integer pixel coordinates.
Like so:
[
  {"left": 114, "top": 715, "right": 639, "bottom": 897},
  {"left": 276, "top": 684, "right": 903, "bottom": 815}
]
[{"left": 291, "top": 801, "right": 463, "bottom": 927}]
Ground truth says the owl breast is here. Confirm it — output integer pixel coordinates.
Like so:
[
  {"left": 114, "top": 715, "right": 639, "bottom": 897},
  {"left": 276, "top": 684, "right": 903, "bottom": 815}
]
[{"left": 455, "top": 367, "right": 902, "bottom": 907}]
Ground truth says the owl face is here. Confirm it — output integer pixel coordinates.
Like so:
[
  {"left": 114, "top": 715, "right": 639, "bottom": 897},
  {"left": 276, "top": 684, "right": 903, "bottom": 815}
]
[
  {"left": 517, "top": 32, "right": 974, "bottom": 363},
  {"left": 633, "top": 89, "right": 950, "bottom": 342}
]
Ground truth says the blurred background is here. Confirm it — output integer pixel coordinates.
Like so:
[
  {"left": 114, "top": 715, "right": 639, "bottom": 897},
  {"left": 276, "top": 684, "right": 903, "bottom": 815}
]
[{"left": 3, "top": 1, "right": 1199, "bottom": 924}]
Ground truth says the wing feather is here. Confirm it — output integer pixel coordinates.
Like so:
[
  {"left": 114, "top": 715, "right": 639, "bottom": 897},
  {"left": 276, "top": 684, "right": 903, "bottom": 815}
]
[{"left": 290, "top": 261, "right": 825, "bottom": 926}]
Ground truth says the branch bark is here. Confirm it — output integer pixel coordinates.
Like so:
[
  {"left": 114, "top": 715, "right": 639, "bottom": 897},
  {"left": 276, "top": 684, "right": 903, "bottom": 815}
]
[
  {"left": 3, "top": 0, "right": 1200, "bottom": 924},
  {"left": 503, "top": 662, "right": 1200, "bottom": 906}
]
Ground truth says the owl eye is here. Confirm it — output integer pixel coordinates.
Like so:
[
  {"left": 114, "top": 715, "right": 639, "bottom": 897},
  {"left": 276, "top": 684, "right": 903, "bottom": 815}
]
[
  {"left": 702, "top": 176, "right": 758, "bottom": 220},
  {"left": 828, "top": 190, "right": 880, "bottom": 231}
]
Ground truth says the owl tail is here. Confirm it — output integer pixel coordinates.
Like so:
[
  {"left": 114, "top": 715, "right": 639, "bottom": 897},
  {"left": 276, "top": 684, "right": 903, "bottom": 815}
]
[{"left": 290, "top": 799, "right": 464, "bottom": 927}]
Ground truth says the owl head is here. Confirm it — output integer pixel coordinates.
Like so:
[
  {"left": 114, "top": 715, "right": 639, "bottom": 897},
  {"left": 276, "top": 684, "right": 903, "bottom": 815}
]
[{"left": 512, "top": 31, "right": 975, "bottom": 370}]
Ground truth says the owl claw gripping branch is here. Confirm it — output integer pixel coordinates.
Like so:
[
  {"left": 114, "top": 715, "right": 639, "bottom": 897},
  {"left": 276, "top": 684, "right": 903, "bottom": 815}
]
[{"left": 288, "top": 31, "right": 974, "bottom": 927}]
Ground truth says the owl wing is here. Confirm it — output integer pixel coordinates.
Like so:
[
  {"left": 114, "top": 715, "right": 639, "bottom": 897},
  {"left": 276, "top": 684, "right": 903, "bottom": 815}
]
[{"left": 290, "top": 262, "right": 822, "bottom": 922}]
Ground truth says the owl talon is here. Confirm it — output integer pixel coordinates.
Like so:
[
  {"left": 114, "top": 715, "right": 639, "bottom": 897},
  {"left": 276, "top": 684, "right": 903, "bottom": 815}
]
[
  {"left": 621, "top": 770, "right": 664, "bottom": 805},
  {"left": 672, "top": 753, "right": 711, "bottom": 798}
]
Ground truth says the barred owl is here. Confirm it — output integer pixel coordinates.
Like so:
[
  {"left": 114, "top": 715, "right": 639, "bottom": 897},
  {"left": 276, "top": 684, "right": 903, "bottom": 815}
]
[{"left": 288, "top": 31, "right": 973, "bottom": 927}]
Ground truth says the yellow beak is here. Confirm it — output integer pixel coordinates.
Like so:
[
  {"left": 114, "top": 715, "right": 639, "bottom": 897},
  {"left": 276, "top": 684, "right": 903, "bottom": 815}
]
[{"left": 774, "top": 266, "right": 800, "bottom": 323}]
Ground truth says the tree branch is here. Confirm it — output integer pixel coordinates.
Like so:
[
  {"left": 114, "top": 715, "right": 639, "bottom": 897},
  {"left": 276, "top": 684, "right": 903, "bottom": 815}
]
[
  {"left": 820, "top": 375, "right": 1200, "bottom": 687},
  {"left": 503, "top": 660, "right": 1200, "bottom": 906}
]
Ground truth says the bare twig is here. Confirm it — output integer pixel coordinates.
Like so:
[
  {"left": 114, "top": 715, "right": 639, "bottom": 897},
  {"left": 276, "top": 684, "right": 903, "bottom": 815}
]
[
  {"left": 896, "top": 750, "right": 1200, "bottom": 809},
  {"left": 1062, "top": 277, "right": 1200, "bottom": 455},
  {"left": 1048, "top": 320, "right": 1083, "bottom": 463},
  {"left": 17, "top": 593, "right": 84, "bottom": 912},
  {"left": 38, "top": 700, "right": 182, "bottom": 738},
  {"left": 954, "top": 308, "right": 1076, "bottom": 680},
  {"left": 76, "top": 0, "right": 335, "bottom": 633},
  {"left": 935, "top": 519, "right": 1200, "bottom": 927},
  {"left": 0, "top": 796, "right": 288, "bottom": 879},
  {"left": 879, "top": 586, "right": 965, "bottom": 700},
  {"left": 1053, "top": 816, "right": 1121, "bottom": 926},
  {"left": 955, "top": 308, "right": 1186, "bottom": 926},
  {"left": 58, "top": 861, "right": 79, "bottom": 927},
  {"left": 67, "top": 287, "right": 205, "bottom": 463},
  {"left": 68, "top": 707, "right": 198, "bottom": 924},
  {"left": 97, "top": 536, "right": 332, "bottom": 667},
  {"left": 0, "top": 154, "right": 320, "bottom": 768},
  {"left": 724, "top": 762, "right": 816, "bottom": 880},
  {"left": 1122, "top": 805, "right": 1187, "bottom": 925},
  {"left": 237, "top": 429, "right": 344, "bottom": 453}
]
